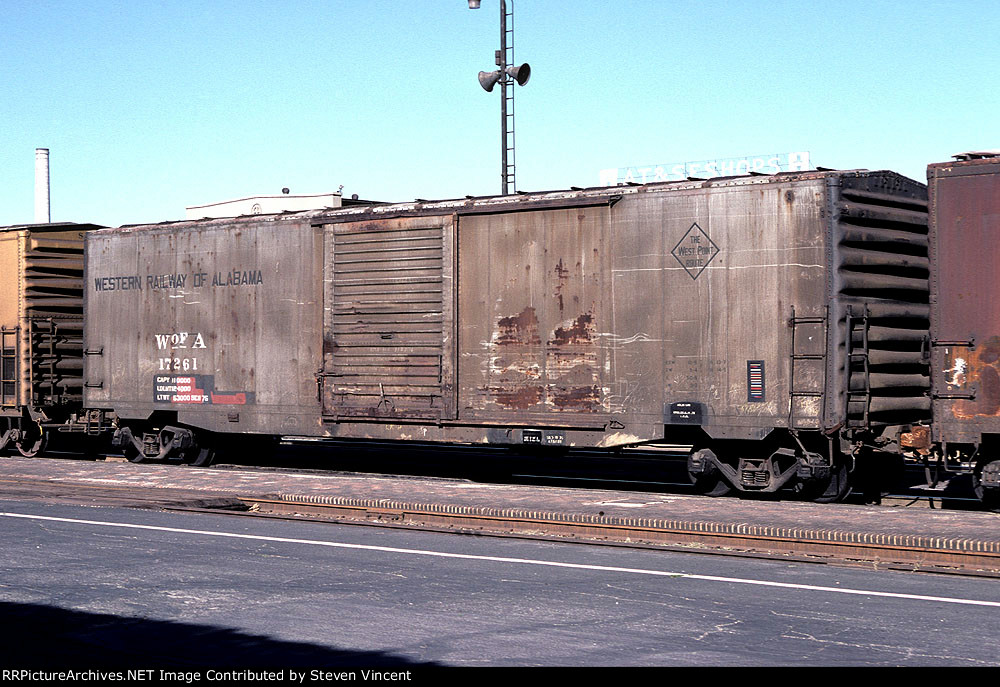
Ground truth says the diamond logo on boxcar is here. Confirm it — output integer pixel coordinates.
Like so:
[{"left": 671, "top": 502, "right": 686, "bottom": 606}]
[{"left": 671, "top": 223, "right": 720, "bottom": 279}]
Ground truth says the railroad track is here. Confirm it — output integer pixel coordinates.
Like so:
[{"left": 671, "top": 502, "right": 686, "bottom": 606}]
[
  {"left": 3, "top": 465, "right": 999, "bottom": 578},
  {"left": 229, "top": 494, "right": 1000, "bottom": 579}
]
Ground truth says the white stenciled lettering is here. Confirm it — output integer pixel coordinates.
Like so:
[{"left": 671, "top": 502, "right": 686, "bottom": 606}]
[
  {"left": 154, "top": 332, "right": 207, "bottom": 351},
  {"left": 158, "top": 358, "right": 199, "bottom": 372}
]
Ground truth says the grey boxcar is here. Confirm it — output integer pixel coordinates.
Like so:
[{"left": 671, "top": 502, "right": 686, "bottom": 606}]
[{"left": 85, "top": 170, "right": 930, "bottom": 498}]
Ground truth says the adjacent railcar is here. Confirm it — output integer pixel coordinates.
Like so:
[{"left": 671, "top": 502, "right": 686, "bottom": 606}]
[
  {"left": 0, "top": 222, "right": 103, "bottom": 456},
  {"left": 919, "top": 153, "right": 1000, "bottom": 507},
  {"left": 85, "top": 169, "right": 930, "bottom": 500}
]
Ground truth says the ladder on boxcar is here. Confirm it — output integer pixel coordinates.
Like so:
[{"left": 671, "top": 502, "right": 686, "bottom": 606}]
[
  {"left": 788, "top": 306, "right": 828, "bottom": 429},
  {"left": 1, "top": 327, "right": 17, "bottom": 408},
  {"left": 845, "top": 305, "right": 871, "bottom": 428}
]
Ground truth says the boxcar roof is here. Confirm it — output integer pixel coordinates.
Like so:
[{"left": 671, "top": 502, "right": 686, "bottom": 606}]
[
  {"left": 0, "top": 221, "right": 104, "bottom": 234},
  {"left": 98, "top": 168, "right": 922, "bottom": 235}
]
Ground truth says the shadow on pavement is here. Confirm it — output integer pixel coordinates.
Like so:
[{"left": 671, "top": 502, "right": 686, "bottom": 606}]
[{"left": 0, "top": 601, "right": 437, "bottom": 668}]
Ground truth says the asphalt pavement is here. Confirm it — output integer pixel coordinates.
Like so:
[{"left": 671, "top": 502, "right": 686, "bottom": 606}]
[{"left": 2, "top": 499, "right": 1000, "bottom": 667}]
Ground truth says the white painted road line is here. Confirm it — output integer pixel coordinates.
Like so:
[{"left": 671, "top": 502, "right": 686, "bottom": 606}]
[{"left": 4, "top": 510, "right": 999, "bottom": 609}]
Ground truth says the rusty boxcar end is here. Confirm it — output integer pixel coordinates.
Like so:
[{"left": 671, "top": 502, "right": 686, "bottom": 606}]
[
  {"left": 922, "top": 153, "right": 1000, "bottom": 508},
  {"left": 82, "top": 169, "right": 931, "bottom": 501}
]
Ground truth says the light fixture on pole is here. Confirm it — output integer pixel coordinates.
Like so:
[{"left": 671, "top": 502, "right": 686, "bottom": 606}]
[{"left": 468, "top": 0, "right": 530, "bottom": 195}]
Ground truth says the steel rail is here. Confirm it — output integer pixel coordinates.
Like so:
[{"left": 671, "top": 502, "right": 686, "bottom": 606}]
[{"left": 241, "top": 496, "right": 1000, "bottom": 578}]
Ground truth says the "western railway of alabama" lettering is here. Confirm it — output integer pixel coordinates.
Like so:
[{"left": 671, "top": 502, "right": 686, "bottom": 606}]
[{"left": 93, "top": 269, "right": 264, "bottom": 292}]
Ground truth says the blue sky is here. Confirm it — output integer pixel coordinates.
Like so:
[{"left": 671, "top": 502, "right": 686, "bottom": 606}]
[{"left": 2, "top": 1, "right": 997, "bottom": 227}]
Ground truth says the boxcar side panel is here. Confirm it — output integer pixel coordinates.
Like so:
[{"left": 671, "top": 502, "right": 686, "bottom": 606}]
[
  {"left": 616, "top": 180, "right": 828, "bottom": 439},
  {"left": 85, "top": 219, "right": 323, "bottom": 435}
]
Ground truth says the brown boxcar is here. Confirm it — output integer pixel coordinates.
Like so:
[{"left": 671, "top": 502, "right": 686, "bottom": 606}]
[
  {"left": 925, "top": 153, "right": 1000, "bottom": 506},
  {"left": 85, "top": 170, "right": 930, "bottom": 498},
  {"left": 1, "top": 222, "right": 103, "bottom": 456}
]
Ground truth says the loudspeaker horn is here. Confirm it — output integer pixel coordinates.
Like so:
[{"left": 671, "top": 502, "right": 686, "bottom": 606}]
[
  {"left": 478, "top": 70, "right": 501, "bottom": 92},
  {"left": 505, "top": 63, "right": 531, "bottom": 86}
]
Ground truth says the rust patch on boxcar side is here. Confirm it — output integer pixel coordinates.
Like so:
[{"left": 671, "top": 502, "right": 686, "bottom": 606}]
[
  {"left": 979, "top": 337, "right": 1000, "bottom": 365},
  {"left": 951, "top": 338, "right": 1000, "bottom": 418},
  {"left": 485, "top": 307, "right": 604, "bottom": 413},
  {"left": 979, "top": 367, "right": 1000, "bottom": 416},
  {"left": 961, "top": 364, "right": 1000, "bottom": 418},
  {"left": 549, "top": 312, "right": 594, "bottom": 346},
  {"left": 496, "top": 307, "right": 541, "bottom": 345},
  {"left": 492, "top": 386, "right": 545, "bottom": 410},
  {"left": 554, "top": 259, "right": 569, "bottom": 312},
  {"left": 485, "top": 308, "right": 545, "bottom": 410},
  {"left": 546, "top": 311, "right": 601, "bottom": 411},
  {"left": 550, "top": 384, "right": 600, "bottom": 410}
]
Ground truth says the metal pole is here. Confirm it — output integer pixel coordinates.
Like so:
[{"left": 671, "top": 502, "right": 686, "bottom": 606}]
[{"left": 499, "top": 0, "right": 508, "bottom": 195}]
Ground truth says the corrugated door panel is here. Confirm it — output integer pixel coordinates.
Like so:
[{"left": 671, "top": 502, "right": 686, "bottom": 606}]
[
  {"left": 323, "top": 218, "right": 453, "bottom": 419},
  {"left": 23, "top": 231, "right": 86, "bottom": 407}
]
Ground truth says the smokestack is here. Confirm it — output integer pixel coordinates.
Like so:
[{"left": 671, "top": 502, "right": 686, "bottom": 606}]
[{"left": 34, "top": 148, "right": 50, "bottom": 224}]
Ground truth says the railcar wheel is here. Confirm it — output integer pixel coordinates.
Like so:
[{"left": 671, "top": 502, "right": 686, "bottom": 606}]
[
  {"left": 15, "top": 427, "right": 47, "bottom": 458},
  {"left": 177, "top": 432, "right": 216, "bottom": 467},
  {"left": 185, "top": 446, "right": 216, "bottom": 468},
  {"left": 690, "top": 473, "right": 732, "bottom": 497},
  {"left": 688, "top": 449, "right": 733, "bottom": 497},
  {"left": 806, "top": 461, "right": 852, "bottom": 504},
  {"left": 121, "top": 442, "right": 145, "bottom": 463},
  {"left": 114, "top": 425, "right": 148, "bottom": 463},
  {"left": 973, "top": 462, "right": 1000, "bottom": 513}
]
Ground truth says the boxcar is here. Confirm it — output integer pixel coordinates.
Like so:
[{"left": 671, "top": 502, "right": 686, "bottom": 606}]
[
  {"left": 1, "top": 222, "right": 103, "bottom": 456},
  {"left": 85, "top": 170, "right": 930, "bottom": 499},
  {"left": 923, "top": 153, "right": 1000, "bottom": 507}
]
